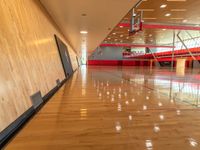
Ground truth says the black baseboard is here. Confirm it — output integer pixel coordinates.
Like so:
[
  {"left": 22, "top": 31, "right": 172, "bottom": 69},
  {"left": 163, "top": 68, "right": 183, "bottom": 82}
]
[
  {"left": 0, "top": 77, "right": 68, "bottom": 148},
  {"left": 0, "top": 107, "right": 35, "bottom": 148},
  {"left": 43, "top": 78, "right": 67, "bottom": 102}
]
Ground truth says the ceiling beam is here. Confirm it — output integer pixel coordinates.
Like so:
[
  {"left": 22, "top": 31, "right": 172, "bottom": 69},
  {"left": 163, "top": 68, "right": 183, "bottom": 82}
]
[
  {"left": 118, "top": 23, "right": 200, "bottom": 31},
  {"left": 100, "top": 43, "right": 175, "bottom": 48}
]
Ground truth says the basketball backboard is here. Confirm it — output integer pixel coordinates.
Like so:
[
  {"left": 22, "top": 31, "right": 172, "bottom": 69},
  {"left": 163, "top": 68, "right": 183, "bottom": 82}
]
[{"left": 130, "top": 9, "right": 143, "bottom": 33}]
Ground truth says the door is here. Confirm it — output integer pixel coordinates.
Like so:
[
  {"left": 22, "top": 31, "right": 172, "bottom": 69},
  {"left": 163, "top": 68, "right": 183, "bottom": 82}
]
[{"left": 55, "top": 35, "right": 73, "bottom": 78}]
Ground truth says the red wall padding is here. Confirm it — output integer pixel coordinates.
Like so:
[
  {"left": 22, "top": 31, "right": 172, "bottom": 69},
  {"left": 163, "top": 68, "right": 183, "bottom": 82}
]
[
  {"left": 88, "top": 60, "right": 153, "bottom": 66},
  {"left": 124, "top": 47, "right": 200, "bottom": 60},
  {"left": 87, "top": 60, "right": 191, "bottom": 67},
  {"left": 89, "top": 47, "right": 200, "bottom": 66},
  {"left": 88, "top": 60, "right": 120, "bottom": 66},
  {"left": 122, "top": 60, "right": 136, "bottom": 66}
]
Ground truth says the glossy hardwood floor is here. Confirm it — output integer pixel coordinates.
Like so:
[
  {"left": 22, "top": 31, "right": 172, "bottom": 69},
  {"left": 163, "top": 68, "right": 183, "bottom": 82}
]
[{"left": 5, "top": 66, "right": 200, "bottom": 150}]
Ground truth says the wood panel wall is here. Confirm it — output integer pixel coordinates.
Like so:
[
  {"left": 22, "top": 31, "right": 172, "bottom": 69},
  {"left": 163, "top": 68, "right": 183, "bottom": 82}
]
[{"left": 0, "top": 0, "right": 78, "bottom": 132}]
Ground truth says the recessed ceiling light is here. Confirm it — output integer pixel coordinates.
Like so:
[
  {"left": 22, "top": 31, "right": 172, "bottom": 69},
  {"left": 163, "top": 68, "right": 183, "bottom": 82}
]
[
  {"left": 146, "top": 140, "right": 153, "bottom": 149},
  {"left": 171, "top": 9, "right": 187, "bottom": 12},
  {"left": 120, "top": 35, "right": 124, "bottom": 37},
  {"left": 113, "top": 33, "right": 116, "bottom": 35},
  {"left": 165, "top": 13, "right": 171, "bottom": 17},
  {"left": 170, "top": 17, "right": 184, "bottom": 20},
  {"left": 133, "top": 13, "right": 137, "bottom": 17},
  {"left": 162, "top": 29, "right": 166, "bottom": 31},
  {"left": 137, "top": 9, "right": 155, "bottom": 11},
  {"left": 80, "top": 31, "right": 88, "bottom": 34},
  {"left": 143, "top": 18, "right": 157, "bottom": 20},
  {"left": 119, "top": 26, "right": 123, "bottom": 28},
  {"left": 160, "top": 4, "right": 167, "bottom": 8},
  {"left": 182, "top": 19, "right": 188, "bottom": 23}
]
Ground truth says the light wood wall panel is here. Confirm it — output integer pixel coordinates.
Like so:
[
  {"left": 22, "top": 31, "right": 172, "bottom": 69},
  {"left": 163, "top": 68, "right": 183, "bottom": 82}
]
[{"left": 0, "top": 0, "right": 78, "bottom": 132}]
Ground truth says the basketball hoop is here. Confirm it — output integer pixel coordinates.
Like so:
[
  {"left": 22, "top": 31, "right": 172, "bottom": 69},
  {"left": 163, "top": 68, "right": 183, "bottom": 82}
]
[{"left": 130, "top": 9, "right": 143, "bottom": 34}]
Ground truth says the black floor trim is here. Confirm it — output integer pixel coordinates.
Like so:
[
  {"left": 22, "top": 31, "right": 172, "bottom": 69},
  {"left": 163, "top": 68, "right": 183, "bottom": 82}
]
[
  {"left": 43, "top": 78, "right": 67, "bottom": 102},
  {"left": 0, "top": 107, "right": 35, "bottom": 148},
  {"left": 0, "top": 77, "right": 68, "bottom": 149}
]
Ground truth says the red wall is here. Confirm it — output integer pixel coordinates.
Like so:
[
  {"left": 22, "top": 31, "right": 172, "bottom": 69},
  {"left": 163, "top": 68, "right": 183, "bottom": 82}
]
[
  {"left": 88, "top": 47, "right": 200, "bottom": 66},
  {"left": 123, "top": 47, "right": 200, "bottom": 61},
  {"left": 87, "top": 60, "right": 152, "bottom": 66},
  {"left": 87, "top": 59, "right": 192, "bottom": 67}
]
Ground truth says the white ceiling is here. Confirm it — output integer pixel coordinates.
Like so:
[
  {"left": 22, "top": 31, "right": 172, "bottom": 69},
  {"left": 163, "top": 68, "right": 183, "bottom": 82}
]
[{"left": 40, "top": 0, "right": 140, "bottom": 55}]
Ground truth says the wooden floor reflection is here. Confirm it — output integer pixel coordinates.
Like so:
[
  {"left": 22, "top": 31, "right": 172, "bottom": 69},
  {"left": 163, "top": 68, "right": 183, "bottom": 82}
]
[{"left": 6, "top": 66, "right": 200, "bottom": 150}]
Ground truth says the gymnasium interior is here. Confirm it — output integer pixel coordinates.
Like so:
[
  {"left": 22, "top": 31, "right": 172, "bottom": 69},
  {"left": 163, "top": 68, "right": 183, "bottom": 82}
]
[{"left": 1, "top": 0, "right": 200, "bottom": 149}]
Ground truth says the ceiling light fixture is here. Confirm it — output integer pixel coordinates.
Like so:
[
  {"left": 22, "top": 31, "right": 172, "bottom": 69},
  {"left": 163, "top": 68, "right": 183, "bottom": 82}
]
[
  {"left": 182, "top": 19, "right": 188, "bottom": 23},
  {"left": 160, "top": 4, "right": 167, "bottom": 8},
  {"left": 171, "top": 9, "right": 187, "bottom": 12},
  {"left": 137, "top": 9, "right": 155, "bottom": 11},
  {"left": 143, "top": 17, "right": 157, "bottom": 20},
  {"left": 170, "top": 17, "right": 184, "bottom": 20},
  {"left": 80, "top": 31, "right": 88, "bottom": 34},
  {"left": 165, "top": 13, "right": 171, "bottom": 17}
]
